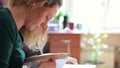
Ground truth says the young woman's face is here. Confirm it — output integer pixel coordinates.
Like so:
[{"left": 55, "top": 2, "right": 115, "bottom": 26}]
[{"left": 24, "top": 4, "right": 58, "bottom": 31}]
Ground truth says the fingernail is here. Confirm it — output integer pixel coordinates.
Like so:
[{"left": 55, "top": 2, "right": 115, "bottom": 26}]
[{"left": 48, "top": 58, "right": 53, "bottom": 62}]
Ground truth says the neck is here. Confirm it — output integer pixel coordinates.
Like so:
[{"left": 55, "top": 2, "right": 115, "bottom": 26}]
[{"left": 9, "top": 6, "right": 29, "bottom": 30}]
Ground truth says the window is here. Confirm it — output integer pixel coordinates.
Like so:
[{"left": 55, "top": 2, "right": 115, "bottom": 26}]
[{"left": 61, "top": 0, "right": 120, "bottom": 33}]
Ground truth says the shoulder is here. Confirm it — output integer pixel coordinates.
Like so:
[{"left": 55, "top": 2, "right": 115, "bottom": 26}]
[
  {"left": 0, "top": 7, "right": 14, "bottom": 24},
  {"left": 0, "top": 7, "right": 17, "bottom": 31},
  {"left": 0, "top": 7, "right": 18, "bottom": 42}
]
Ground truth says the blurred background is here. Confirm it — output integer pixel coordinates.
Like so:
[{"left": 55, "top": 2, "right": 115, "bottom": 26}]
[{"left": 48, "top": 0, "right": 120, "bottom": 68}]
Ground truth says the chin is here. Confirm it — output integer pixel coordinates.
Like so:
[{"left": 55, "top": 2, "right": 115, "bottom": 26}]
[
  {"left": 24, "top": 26, "right": 35, "bottom": 31},
  {"left": 29, "top": 28, "right": 35, "bottom": 31}
]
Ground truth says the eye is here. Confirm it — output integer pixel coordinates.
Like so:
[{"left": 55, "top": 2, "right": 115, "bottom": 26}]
[{"left": 46, "top": 15, "right": 52, "bottom": 21}]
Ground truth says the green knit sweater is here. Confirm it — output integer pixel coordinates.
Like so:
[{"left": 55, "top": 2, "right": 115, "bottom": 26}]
[{"left": 0, "top": 7, "right": 25, "bottom": 68}]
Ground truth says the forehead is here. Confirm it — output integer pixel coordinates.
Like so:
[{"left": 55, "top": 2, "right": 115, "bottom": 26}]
[{"left": 39, "top": 4, "right": 59, "bottom": 15}]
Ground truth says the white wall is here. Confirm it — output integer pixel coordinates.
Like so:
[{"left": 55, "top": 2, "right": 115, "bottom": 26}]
[{"left": 61, "top": 0, "right": 120, "bottom": 33}]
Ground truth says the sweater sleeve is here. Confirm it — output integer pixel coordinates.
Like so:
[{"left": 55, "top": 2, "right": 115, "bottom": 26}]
[{"left": 0, "top": 22, "right": 15, "bottom": 68}]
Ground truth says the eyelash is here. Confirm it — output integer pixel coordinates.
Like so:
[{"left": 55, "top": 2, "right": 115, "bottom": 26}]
[{"left": 46, "top": 16, "right": 52, "bottom": 21}]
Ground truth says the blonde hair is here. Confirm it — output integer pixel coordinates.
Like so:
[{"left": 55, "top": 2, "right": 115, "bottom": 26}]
[
  {"left": 20, "top": 26, "right": 48, "bottom": 51},
  {"left": 9, "top": 0, "right": 62, "bottom": 8}
]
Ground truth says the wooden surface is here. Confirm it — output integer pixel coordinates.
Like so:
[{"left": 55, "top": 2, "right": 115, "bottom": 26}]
[{"left": 48, "top": 32, "right": 81, "bottom": 63}]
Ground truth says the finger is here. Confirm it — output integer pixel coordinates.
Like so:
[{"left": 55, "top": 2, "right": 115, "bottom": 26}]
[
  {"left": 38, "top": 59, "right": 56, "bottom": 68},
  {"left": 48, "top": 58, "right": 56, "bottom": 67},
  {"left": 48, "top": 58, "right": 54, "bottom": 62}
]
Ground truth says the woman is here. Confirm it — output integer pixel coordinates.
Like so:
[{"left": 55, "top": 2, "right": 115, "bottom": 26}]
[{"left": 0, "top": 0, "right": 62, "bottom": 68}]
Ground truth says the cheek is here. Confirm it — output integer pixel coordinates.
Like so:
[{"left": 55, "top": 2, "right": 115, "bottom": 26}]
[
  {"left": 34, "top": 17, "right": 44, "bottom": 26},
  {"left": 29, "top": 15, "right": 43, "bottom": 25},
  {"left": 27, "top": 11, "right": 47, "bottom": 27},
  {"left": 35, "top": 14, "right": 47, "bottom": 24}
]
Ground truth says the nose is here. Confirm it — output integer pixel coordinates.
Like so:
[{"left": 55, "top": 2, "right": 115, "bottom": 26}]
[
  {"left": 41, "top": 23, "right": 47, "bottom": 29},
  {"left": 37, "top": 19, "right": 48, "bottom": 29}
]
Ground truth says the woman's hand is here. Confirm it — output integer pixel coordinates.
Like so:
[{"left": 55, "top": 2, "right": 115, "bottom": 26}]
[{"left": 38, "top": 58, "right": 56, "bottom": 68}]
